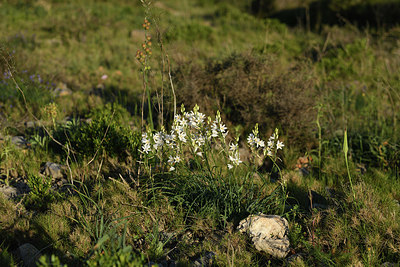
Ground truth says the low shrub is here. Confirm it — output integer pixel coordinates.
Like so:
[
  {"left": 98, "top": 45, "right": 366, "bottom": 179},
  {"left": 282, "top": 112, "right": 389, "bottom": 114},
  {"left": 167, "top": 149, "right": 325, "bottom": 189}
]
[
  {"left": 52, "top": 103, "right": 141, "bottom": 161},
  {"left": 173, "top": 52, "right": 317, "bottom": 148}
]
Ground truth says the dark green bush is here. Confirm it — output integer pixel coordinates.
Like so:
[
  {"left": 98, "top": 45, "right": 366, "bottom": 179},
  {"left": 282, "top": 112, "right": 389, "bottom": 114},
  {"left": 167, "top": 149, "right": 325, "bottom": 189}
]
[
  {"left": 25, "top": 174, "right": 61, "bottom": 210},
  {"left": 53, "top": 103, "right": 140, "bottom": 161}
]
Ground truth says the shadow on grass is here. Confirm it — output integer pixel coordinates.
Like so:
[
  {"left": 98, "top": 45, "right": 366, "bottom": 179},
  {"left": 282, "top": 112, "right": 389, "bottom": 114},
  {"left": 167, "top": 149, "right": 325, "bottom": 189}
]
[
  {"left": 0, "top": 217, "right": 82, "bottom": 266},
  {"left": 254, "top": 0, "right": 400, "bottom": 31},
  {"left": 91, "top": 84, "right": 166, "bottom": 130}
]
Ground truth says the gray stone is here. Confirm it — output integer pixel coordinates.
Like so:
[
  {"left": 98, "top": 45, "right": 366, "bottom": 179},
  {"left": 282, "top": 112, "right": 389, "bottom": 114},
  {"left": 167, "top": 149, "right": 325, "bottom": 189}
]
[
  {"left": 381, "top": 263, "right": 397, "bottom": 267},
  {"left": 24, "top": 121, "right": 36, "bottom": 128},
  {"left": 238, "top": 214, "right": 290, "bottom": 259},
  {"left": 15, "top": 243, "right": 41, "bottom": 267},
  {"left": 53, "top": 83, "right": 72, "bottom": 97},
  {"left": 11, "top": 136, "right": 28, "bottom": 148},
  {"left": 192, "top": 251, "right": 215, "bottom": 267},
  {"left": 286, "top": 253, "right": 306, "bottom": 266},
  {"left": 298, "top": 167, "right": 310, "bottom": 176},
  {"left": 0, "top": 185, "right": 18, "bottom": 199},
  {"left": 41, "top": 162, "right": 64, "bottom": 179},
  {"left": 14, "top": 179, "right": 31, "bottom": 195}
]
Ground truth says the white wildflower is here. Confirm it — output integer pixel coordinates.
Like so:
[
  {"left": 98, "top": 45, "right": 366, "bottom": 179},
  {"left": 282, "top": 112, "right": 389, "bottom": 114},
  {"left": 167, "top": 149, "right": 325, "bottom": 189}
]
[
  {"left": 177, "top": 129, "right": 187, "bottom": 143},
  {"left": 211, "top": 122, "right": 219, "bottom": 138},
  {"left": 219, "top": 122, "right": 227, "bottom": 134},
  {"left": 255, "top": 137, "right": 265, "bottom": 148},
  {"left": 276, "top": 140, "right": 284, "bottom": 150},
  {"left": 168, "top": 155, "right": 175, "bottom": 165},
  {"left": 195, "top": 134, "right": 205, "bottom": 147},
  {"left": 141, "top": 133, "right": 152, "bottom": 154},
  {"left": 210, "top": 121, "right": 228, "bottom": 138},
  {"left": 229, "top": 142, "right": 238, "bottom": 151},
  {"left": 153, "top": 131, "right": 164, "bottom": 151},
  {"left": 267, "top": 139, "right": 274, "bottom": 148},
  {"left": 142, "top": 143, "right": 151, "bottom": 154},
  {"left": 165, "top": 132, "right": 176, "bottom": 148},
  {"left": 228, "top": 140, "right": 241, "bottom": 168},
  {"left": 174, "top": 155, "right": 181, "bottom": 163},
  {"left": 247, "top": 133, "right": 255, "bottom": 147},
  {"left": 229, "top": 153, "right": 242, "bottom": 166}
]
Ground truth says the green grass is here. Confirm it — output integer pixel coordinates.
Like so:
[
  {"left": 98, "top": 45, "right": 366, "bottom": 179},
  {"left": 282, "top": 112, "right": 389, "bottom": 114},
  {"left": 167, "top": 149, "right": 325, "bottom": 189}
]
[{"left": 0, "top": 0, "right": 399, "bottom": 265}]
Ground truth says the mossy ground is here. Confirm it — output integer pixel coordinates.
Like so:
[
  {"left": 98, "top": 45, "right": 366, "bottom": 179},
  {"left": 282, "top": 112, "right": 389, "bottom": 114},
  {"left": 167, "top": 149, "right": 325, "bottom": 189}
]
[{"left": 0, "top": 0, "right": 400, "bottom": 266}]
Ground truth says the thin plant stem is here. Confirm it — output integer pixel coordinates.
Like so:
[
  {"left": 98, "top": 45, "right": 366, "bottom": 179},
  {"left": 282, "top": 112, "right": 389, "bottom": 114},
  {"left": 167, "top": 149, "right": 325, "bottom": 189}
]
[
  {"left": 166, "top": 54, "right": 177, "bottom": 119},
  {"left": 316, "top": 104, "right": 323, "bottom": 179},
  {"left": 343, "top": 129, "right": 356, "bottom": 201}
]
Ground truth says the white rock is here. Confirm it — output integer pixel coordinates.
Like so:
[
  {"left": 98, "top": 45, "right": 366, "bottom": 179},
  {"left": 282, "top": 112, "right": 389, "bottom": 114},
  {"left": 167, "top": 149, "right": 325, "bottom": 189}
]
[{"left": 238, "top": 214, "right": 290, "bottom": 258}]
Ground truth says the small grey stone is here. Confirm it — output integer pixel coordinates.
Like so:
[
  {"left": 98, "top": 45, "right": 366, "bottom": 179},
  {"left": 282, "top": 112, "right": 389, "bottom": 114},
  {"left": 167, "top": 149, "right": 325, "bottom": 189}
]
[
  {"left": 24, "top": 121, "right": 36, "bottom": 128},
  {"left": 12, "top": 136, "right": 28, "bottom": 148},
  {"left": 286, "top": 253, "right": 306, "bottom": 266},
  {"left": 15, "top": 243, "right": 41, "bottom": 267},
  {"left": 381, "top": 263, "right": 397, "bottom": 267},
  {"left": 299, "top": 167, "right": 310, "bottom": 176},
  {"left": 54, "top": 88, "right": 72, "bottom": 97},
  {"left": 192, "top": 252, "right": 215, "bottom": 267},
  {"left": 0, "top": 185, "right": 18, "bottom": 199},
  {"left": 238, "top": 214, "right": 290, "bottom": 259},
  {"left": 41, "top": 162, "right": 64, "bottom": 179},
  {"left": 14, "top": 180, "right": 31, "bottom": 195},
  {"left": 53, "top": 83, "right": 72, "bottom": 97}
]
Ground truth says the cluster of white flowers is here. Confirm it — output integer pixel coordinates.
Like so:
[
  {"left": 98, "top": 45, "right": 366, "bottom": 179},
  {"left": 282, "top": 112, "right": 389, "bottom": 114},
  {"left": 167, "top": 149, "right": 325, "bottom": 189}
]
[
  {"left": 247, "top": 133, "right": 265, "bottom": 148},
  {"left": 247, "top": 125, "right": 284, "bottom": 158},
  {"left": 210, "top": 111, "right": 228, "bottom": 138},
  {"left": 141, "top": 105, "right": 212, "bottom": 171},
  {"left": 228, "top": 142, "right": 242, "bottom": 169},
  {"left": 141, "top": 133, "right": 152, "bottom": 154},
  {"left": 184, "top": 109, "right": 206, "bottom": 130},
  {"left": 167, "top": 155, "right": 181, "bottom": 171},
  {"left": 172, "top": 114, "right": 188, "bottom": 143},
  {"left": 153, "top": 131, "right": 165, "bottom": 151},
  {"left": 140, "top": 105, "right": 284, "bottom": 172}
]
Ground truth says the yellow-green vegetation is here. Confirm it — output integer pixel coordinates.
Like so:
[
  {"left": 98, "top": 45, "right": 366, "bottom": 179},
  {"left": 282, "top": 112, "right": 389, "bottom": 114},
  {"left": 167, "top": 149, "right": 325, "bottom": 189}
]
[{"left": 0, "top": 0, "right": 400, "bottom": 266}]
